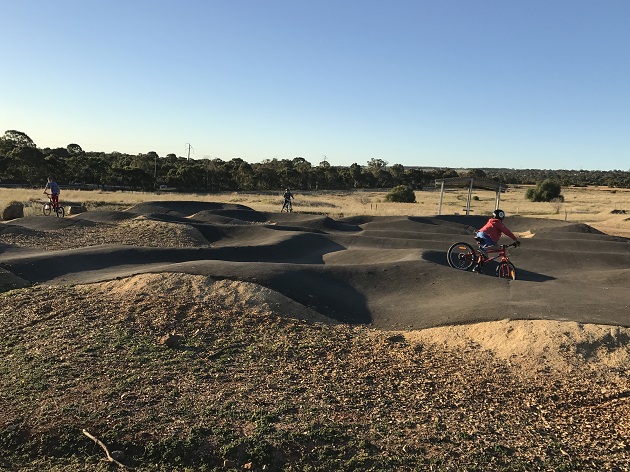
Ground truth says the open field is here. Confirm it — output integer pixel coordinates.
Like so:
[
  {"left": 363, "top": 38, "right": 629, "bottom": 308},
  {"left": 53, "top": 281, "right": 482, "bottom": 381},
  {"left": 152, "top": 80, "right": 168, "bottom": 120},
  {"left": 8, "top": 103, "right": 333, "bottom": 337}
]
[{"left": 1, "top": 188, "right": 630, "bottom": 470}]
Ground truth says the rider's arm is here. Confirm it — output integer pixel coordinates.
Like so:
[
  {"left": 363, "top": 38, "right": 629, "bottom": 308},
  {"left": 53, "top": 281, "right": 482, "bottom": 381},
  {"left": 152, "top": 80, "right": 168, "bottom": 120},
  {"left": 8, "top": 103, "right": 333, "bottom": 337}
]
[{"left": 498, "top": 221, "right": 518, "bottom": 241}]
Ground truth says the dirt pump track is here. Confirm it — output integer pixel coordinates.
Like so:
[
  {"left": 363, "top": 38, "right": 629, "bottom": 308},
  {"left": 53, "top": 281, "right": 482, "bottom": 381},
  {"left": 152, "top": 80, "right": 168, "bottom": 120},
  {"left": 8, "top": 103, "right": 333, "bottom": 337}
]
[{"left": 1, "top": 200, "right": 629, "bottom": 330}]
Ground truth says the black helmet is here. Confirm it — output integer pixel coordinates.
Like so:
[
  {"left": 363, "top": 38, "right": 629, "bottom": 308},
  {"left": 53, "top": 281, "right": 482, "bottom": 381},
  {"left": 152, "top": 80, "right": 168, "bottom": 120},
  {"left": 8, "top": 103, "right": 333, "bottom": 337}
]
[{"left": 493, "top": 209, "right": 505, "bottom": 220}]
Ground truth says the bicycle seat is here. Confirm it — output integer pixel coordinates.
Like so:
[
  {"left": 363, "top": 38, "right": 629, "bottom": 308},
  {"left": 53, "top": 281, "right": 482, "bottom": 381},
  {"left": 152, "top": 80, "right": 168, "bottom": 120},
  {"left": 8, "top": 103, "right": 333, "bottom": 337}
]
[{"left": 474, "top": 237, "right": 483, "bottom": 244}]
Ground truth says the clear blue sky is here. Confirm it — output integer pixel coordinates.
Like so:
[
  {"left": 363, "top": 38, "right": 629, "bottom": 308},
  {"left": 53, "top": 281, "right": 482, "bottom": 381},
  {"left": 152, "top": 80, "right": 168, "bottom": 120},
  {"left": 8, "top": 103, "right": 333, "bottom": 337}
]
[{"left": 1, "top": 0, "right": 629, "bottom": 170}]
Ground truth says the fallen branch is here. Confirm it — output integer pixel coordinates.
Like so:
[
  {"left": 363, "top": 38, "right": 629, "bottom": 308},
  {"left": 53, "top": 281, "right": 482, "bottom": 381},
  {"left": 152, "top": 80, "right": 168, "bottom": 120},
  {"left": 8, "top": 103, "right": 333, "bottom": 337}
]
[
  {"left": 208, "top": 342, "right": 245, "bottom": 359},
  {"left": 82, "top": 429, "right": 129, "bottom": 469}
]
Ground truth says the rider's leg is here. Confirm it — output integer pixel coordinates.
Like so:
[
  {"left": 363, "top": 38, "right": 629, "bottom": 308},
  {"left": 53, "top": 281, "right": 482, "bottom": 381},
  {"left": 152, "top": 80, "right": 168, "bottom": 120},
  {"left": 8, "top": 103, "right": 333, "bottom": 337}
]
[{"left": 474, "top": 232, "right": 495, "bottom": 272}]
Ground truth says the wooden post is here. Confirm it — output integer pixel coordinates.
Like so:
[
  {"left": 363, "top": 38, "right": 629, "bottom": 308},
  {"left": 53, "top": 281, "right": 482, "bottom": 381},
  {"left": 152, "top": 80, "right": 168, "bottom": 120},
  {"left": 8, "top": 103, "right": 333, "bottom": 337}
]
[{"left": 495, "top": 184, "right": 502, "bottom": 209}]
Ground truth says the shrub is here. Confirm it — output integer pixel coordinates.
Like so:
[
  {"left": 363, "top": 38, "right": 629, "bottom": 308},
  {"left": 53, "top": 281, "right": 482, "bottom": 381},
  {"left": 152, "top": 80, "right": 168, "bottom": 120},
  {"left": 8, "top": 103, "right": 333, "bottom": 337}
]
[
  {"left": 525, "top": 179, "right": 564, "bottom": 202},
  {"left": 385, "top": 185, "right": 416, "bottom": 203}
]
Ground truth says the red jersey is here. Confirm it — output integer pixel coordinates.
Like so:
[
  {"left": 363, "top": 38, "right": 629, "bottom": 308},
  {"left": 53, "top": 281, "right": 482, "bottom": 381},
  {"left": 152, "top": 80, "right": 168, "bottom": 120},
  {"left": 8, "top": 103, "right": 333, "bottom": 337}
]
[{"left": 478, "top": 218, "right": 517, "bottom": 244}]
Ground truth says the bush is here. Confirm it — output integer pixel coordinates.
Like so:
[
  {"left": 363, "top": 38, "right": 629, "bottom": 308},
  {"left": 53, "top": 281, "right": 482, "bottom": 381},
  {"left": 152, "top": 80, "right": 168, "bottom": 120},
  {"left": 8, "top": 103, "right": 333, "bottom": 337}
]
[
  {"left": 525, "top": 179, "right": 564, "bottom": 202},
  {"left": 385, "top": 185, "right": 416, "bottom": 203}
]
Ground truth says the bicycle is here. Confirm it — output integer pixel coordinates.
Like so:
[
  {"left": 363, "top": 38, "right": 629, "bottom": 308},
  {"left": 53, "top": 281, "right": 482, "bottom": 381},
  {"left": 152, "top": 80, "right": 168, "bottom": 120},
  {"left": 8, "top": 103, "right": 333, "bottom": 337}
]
[
  {"left": 42, "top": 192, "right": 65, "bottom": 217},
  {"left": 447, "top": 239, "right": 519, "bottom": 279},
  {"left": 281, "top": 199, "right": 293, "bottom": 212}
]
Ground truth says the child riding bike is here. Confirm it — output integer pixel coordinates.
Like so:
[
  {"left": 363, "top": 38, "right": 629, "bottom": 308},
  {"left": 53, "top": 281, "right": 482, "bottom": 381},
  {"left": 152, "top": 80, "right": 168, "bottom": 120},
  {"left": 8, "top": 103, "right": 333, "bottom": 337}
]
[
  {"left": 473, "top": 209, "right": 520, "bottom": 273},
  {"left": 281, "top": 188, "right": 294, "bottom": 212},
  {"left": 43, "top": 176, "right": 61, "bottom": 210}
]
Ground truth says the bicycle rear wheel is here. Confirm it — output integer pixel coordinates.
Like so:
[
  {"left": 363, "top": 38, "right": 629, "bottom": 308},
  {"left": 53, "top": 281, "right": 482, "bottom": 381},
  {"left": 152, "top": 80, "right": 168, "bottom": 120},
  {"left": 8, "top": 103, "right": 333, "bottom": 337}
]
[
  {"left": 496, "top": 262, "right": 516, "bottom": 280},
  {"left": 55, "top": 206, "right": 65, "bottom": 218},
  {"left": 447, "top": 242, "right": 477, "bottom": 271},
  {"left": 43, "top": 203, "right": 51, "bottom": 216}
]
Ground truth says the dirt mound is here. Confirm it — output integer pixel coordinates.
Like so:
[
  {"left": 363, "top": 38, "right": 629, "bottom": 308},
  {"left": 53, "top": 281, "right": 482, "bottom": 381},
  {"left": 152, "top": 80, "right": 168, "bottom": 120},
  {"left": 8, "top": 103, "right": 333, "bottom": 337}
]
[
  {"left": 0, "top": 216, "right": 208, "bottom": 249},
  {"left": 127, "top": 201, "right": 252, "bottom": 217},
  {"left": 405, "top": 319, "right": 630, "bottom": 375},
  {"left": 0, "top": 267, "right": 30, "bottom": 291},
  {"left": 93, "top": 274, "right": 630, "bottom": 376},
  {"left": 92, "top": 273, "right": 334, "bottom": 325}
]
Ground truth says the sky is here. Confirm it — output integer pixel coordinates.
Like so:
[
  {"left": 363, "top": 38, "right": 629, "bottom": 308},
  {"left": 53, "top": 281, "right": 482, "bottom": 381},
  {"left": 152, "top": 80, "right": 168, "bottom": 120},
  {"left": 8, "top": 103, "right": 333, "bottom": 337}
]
[{"left": 1, "top": 0, "right": 629, "bottom": 171}]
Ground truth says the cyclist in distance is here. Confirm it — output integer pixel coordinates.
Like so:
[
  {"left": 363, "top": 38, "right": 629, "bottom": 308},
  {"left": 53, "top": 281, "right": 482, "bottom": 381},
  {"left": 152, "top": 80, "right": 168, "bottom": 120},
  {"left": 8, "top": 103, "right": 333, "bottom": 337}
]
[
  {"left": 473, "top": 209, "right": 520, "bottom": 273},
  {"left": 44, "top": 176, "right": 61, "bottom": 210},
  {"left": 282, "top": 187, "right": 294, "bottom": 211}
]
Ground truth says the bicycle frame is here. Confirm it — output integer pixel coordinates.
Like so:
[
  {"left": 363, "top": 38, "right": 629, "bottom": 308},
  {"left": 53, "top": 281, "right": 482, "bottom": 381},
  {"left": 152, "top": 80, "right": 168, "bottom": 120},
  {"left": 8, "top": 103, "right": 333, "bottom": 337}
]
[
  {"left": 44, "top": 192, "right": 59, "bottom": 209},
  {"left": 477, "top": 244, "right": 511, "bottom": 265},
  {"left": 447, "top": 240, "right": 518, "bottom": 278},
  {"left": 42, "top": 192, "right": 64, "bottom": 217},
  {"left": 476, "top": 241, "right": 518, "bottom": 279}
]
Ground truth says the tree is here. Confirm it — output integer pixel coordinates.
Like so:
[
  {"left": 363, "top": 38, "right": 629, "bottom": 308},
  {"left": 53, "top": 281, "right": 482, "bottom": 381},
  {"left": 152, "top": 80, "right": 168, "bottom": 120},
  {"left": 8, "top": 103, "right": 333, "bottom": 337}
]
[
  {"left": 67, "top": 143, "right": 83, "bottom": 155},
  {"left": 466, "top": 168, "right": 487, "bottom": 179},
  {"left": 8, "top": 145, "right": 45, "bottom": 184},
  {"left": 234, "top": 160, "right": 255, "bottom": 190},
  {"left": 386, "top": 185, "right": 416, "bottom": 203},
  {"left": 349, "top": 163, "right": 363, "bottom": 188},
  {"left": 525, "top": 179, "right": 564, "bottom": 202},
  {"left": 1, "top": 130, "right": 36, "bottom": 148},
  {"left": 389, "top": 164, "right": 405, "bottom": 183},
  {"left": 367, "top": 158, "right": 387, "bottom": 174}
]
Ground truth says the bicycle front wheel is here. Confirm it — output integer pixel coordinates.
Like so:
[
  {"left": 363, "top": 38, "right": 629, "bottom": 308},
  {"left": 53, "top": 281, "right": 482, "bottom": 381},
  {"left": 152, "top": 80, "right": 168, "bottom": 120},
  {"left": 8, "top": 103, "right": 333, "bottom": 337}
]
[
  {"left": 55, "top": 206, "right": 65, "bottom": 218},
  {"left": 43, "top": 203, "right": 51, "bottom": 216},
  {"left": 496, "top": 262, "right": 517, "bottom": 280},
  {"left": 447, "top": 242, "right": 477, "bottom": 271}
]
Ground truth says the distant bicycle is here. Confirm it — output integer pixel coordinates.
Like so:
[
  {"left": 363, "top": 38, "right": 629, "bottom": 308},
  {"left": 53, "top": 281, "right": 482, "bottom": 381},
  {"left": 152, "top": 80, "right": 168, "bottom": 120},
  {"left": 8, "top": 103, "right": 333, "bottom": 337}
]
[
  {"left": 281, "top": 199, "right": 293, "bottom": 212},
  {"left": 42, "top": 192, "right": 65, "bottom": 217},
  {"left": 447, "top": 240, "right": 519, "bottom": 279}
]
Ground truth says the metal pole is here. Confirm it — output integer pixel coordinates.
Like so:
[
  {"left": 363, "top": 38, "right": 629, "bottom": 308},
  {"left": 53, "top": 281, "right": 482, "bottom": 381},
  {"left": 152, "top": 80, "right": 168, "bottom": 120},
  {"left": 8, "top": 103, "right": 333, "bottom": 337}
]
[
  {"left": 495, "top": 184, "right": 501, "bottom": 209},
  {"left": 438, "top": 180, "right": 444, "bottom": 215},
  {"left": 466, "top": 178, "right": 474, "bottom": 215}
]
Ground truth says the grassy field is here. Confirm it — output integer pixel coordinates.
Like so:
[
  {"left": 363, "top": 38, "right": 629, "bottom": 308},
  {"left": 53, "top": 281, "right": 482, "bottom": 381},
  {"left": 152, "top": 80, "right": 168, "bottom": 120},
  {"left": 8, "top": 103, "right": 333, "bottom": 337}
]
[{"left": 2, "top": 185, "right": 629, "bottom": 237}]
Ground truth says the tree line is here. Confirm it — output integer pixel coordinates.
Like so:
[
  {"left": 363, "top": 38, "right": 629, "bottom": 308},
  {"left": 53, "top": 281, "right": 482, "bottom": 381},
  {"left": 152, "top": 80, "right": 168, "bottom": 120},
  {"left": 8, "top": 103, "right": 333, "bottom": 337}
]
[{"left": 1, "top": 130, "right": 629, "bottom": 192}]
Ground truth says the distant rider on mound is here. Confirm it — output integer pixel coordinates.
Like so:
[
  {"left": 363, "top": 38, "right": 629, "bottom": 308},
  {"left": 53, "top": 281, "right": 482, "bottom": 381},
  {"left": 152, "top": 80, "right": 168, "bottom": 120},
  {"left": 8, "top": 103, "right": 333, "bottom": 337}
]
[
  {"left": 473, "top": 209, "right": 520, "bottom": 273},
  {"left": 282, "top": 188, "right": 294, "bottom": 211}
]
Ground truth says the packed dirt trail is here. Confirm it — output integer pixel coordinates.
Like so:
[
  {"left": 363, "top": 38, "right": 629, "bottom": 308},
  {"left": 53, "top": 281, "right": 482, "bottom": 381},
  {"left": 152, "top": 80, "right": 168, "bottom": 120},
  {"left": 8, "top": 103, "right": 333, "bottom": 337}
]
[{"left": 1, "top": 201, "right": 629, "bottom": 330}]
